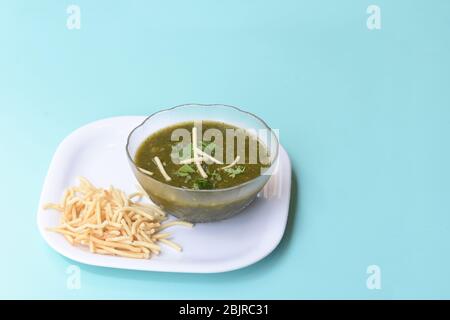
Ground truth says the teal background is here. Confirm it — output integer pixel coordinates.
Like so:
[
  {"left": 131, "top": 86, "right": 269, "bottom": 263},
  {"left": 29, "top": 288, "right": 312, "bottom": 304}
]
[{"left": 1, "top": 0, "right": 450, "bottom": 299}]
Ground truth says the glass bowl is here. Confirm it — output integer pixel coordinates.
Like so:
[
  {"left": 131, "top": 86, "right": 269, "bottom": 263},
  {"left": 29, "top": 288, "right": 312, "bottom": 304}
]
[{"left": 126, "top": 104, "right": 279, "bottom": 223}]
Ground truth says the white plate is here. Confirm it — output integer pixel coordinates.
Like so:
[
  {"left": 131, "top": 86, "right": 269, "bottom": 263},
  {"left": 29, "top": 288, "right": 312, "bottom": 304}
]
[{"left": 37, "top": 116, "right": 291, "bottom": 273}]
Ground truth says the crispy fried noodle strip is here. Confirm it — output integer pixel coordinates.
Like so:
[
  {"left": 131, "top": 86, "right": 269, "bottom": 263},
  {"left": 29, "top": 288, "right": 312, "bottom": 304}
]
[{"left": 43, "top": 177, "right": 193, "bottom": 259}]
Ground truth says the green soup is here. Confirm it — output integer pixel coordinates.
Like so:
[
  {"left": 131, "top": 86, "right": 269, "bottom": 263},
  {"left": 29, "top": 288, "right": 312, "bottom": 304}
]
[{"left": 134, "top": 121, "right": 270, "bottom": 190}]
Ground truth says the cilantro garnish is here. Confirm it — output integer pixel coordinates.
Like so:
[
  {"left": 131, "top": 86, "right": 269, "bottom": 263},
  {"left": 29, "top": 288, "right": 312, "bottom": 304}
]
[
  {"left": 192, "top": 179, "right": 213, "bottom": 190},
  {"left": 211, "top": 170, "right": 222, "bottom": 182},
  {"left": 223, "top": 166, "right": 245, "bottom": 178},
  {"left": 176, "top": 164, "right": 195, "bottom": 177},
  {"left": 202, "top": 141, "right": 216, "bottom": 155}
]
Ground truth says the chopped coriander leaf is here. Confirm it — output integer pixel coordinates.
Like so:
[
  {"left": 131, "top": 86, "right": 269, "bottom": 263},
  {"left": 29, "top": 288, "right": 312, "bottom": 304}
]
[
  {"left": 223, "top": 166, "right": 245, "bottom": 178},
  {"left": 201, "top": 141, "right": 209, "bottom": 149},
  {"left": 176, "top": 164, "right": 195, "bottom": 177},
  {"left": 211, "top": 170, "right": 222, "bottom": 182},
  {"left": 202, "top": 141, "right": 217, "bottom": 155},
  {"left": 193, "top": 179, "right": 213, "bottom": 190}
]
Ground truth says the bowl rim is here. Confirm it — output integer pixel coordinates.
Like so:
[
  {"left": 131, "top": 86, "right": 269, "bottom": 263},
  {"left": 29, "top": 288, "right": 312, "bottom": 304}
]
[{"left": 125, "top": 103, "right": 280, "bottom": 193}]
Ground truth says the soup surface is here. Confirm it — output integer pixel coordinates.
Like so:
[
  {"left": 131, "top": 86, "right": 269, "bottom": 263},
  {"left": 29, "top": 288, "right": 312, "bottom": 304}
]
[{"left": 134, "top": 121, "right": 270, "bottom": 190}]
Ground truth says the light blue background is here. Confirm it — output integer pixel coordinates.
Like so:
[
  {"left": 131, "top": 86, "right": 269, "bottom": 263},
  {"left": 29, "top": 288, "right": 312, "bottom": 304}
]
[{"left": 1, "top": 0, "right": 449, "bottom": 299}]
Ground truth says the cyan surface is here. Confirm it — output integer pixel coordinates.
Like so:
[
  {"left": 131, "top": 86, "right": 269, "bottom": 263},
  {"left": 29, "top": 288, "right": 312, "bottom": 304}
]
[{"left": 1, "top": 0, "right": 449, "bottom": 299}]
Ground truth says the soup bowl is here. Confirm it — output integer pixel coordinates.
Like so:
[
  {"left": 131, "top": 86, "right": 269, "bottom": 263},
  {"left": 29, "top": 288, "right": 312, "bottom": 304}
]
[{"left": 126, "top": 104, "right": 279, "bottom": 223}]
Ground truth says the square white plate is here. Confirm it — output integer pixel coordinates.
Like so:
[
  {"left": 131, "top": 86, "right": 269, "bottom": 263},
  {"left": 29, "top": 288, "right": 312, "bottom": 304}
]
[{"left": 37, "top": 116, "right": 291, "bottom": 273}]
